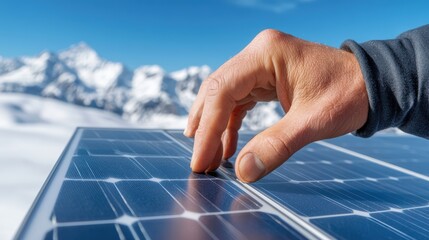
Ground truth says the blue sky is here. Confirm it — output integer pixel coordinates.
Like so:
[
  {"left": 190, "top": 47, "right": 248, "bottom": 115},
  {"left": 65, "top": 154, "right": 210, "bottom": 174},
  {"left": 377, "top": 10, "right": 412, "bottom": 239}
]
[{"left": 0, "top": 0, "right": 428, "bottom": 71}]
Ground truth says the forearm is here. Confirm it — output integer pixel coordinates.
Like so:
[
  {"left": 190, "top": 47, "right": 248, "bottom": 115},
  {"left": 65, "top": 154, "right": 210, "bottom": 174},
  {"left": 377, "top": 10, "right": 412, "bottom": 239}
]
[{"left": 341, "top": 24, "right": 429, "bottom": 138}]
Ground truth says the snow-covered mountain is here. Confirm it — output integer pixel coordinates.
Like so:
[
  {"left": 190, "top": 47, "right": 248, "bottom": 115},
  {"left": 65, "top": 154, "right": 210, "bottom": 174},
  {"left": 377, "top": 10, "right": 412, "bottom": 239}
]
[{"left": 0, "top": 43, "right": 283, "bottom": 129}]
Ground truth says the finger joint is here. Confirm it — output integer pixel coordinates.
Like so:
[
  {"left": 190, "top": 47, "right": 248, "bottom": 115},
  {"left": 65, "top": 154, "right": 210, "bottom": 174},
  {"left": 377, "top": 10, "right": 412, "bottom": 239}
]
[{"left": 264, "top": 136, "right": 292, "bottom": 161}]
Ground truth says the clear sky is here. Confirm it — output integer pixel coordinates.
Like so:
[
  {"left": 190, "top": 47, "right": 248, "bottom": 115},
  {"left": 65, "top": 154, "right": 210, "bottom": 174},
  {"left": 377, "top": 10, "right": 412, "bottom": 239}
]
[{"left": 0, "top": 0, "right": 428, "bottom": 71}]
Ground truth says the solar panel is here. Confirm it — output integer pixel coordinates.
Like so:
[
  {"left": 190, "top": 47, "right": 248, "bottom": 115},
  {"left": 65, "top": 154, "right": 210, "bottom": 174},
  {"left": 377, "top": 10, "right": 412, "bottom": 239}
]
[{"left": 15, "top": 128, "right": 429, "bottom": 240}]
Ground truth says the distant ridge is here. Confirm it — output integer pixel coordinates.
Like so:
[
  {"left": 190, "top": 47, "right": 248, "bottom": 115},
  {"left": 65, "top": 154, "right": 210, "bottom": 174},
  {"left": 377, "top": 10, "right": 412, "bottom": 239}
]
[{"left": 0, "top": 43, "right": 283, "bottom": 129}]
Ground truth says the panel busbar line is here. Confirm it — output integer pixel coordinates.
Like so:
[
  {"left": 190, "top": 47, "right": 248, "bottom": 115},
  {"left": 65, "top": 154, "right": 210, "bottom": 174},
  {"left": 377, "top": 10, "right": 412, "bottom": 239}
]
[{"left": 15, "top": 128, "right": 429, "bottom": 240}]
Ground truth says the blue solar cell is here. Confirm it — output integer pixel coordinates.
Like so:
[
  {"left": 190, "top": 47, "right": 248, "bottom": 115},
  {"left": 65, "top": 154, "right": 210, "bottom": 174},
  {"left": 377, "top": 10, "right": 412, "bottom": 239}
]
[
  {"left": 76, "top": 139, "right": 132, "bottom": 156},
  {"left": 161, "top": 180, "right": 262, "bottom": 213},
  {"left": 135, "top": 218, "right": 212, "bottom": 239},
  {"left": 76, "top": 139, "right": 190, "bottom": 157},
  {"left": 291, "top": 143, "right": 367, "bottom": 163},
  {"left": 377, "top": 178, "right": 429, "bottom": 206},
  {"left": 124, "top": 140, "right": 191, "bottom": 157},
  {"left": 372, "top": 207, "right": 429, "bottom": 239},
  {"left": 115, "top": 181, "right": 184, "bottom": 217},
  {"left": 199, "top": 212, "right": 306, "bottom": 240},
  {"left": 53, "top": 181, "right": 123, "bottom": 222},
  {"left": 66, "top": 156, "right": 151, "bottom": 179},
  {"left": 310, "top": 215, "right": 407, "bottom": 239},
  {"left": 253, "top": 182, "right": 352, "bottom": 216},
  {"left": 82, "top": 129, "right": 168, "bottom": 141},
  {"left": 45, "top": 224, "right": 134, "bottom": 240},
  {"left": 133, "top": 156, "right": 208, "bottom": 179},
  {"left": 326, "top": 134, "right": 429, "bottom": 175},
  {"left": 302, "top": 179, "right": 426, "bottom": 212},
  {"left": 267, "top": 161, "right": 405, "bottom": 182}
]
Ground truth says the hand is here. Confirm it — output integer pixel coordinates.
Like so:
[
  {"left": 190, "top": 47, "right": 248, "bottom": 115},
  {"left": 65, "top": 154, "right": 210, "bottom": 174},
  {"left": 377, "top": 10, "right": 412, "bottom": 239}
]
[{"left": 184, "top": 29, "right": 369, "bottom": 183}]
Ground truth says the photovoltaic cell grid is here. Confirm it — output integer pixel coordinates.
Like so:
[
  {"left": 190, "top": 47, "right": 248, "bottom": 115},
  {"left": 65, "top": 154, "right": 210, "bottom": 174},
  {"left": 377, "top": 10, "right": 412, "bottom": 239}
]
[
  {"left": 16, "top": 128, "right": 309, "bottom": 240},
  {"left": 16, "top": 128, "right": 429, "bottom": 240}
]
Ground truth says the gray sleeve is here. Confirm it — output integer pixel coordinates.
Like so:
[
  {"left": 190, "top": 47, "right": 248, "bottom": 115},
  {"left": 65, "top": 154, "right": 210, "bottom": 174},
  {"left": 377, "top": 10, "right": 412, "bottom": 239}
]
[{"left": 341, "top": 24, "right": 429, "bottom": 139}]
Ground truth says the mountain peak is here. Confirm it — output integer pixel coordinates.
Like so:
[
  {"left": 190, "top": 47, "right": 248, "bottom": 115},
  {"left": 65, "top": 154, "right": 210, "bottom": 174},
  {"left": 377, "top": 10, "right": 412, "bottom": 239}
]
[
  {"left": 37, "top": 51, "right": 57, "bottom": 61},
  {"left": 66, "top": 42, "right": 95, "bottom": 53},
  {"left": 59, "top": 42, "right": 98, "bottom": 61},
  {"left": 58, "top": 42, "right": 101, "bottom": 70}
]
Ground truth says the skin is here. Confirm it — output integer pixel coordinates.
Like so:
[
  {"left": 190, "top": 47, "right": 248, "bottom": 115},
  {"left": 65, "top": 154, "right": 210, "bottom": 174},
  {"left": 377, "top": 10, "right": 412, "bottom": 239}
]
[{"left": 184, "top": 29, "right": 369, "bottom": 183}]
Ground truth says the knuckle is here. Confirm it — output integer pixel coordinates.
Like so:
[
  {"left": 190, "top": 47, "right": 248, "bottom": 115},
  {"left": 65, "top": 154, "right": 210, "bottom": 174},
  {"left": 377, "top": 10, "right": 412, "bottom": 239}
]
[
  {"left": 205, "top": 75, "right": 235, "bottom": 105},
  {"left": 263, "top": 135, "right": 292, "bottom": 161},
  {"left": 207, "top": 76, "right": 221, "bottom": 97},
  {"left": 255, "top": 29, "right": 291, "bottom": 45}
]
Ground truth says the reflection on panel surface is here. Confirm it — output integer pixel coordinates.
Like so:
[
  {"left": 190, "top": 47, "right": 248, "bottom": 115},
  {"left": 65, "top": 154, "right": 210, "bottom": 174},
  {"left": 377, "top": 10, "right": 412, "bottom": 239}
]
[{"left": 16, "top": 129, "right": 429, "bottom": 240}]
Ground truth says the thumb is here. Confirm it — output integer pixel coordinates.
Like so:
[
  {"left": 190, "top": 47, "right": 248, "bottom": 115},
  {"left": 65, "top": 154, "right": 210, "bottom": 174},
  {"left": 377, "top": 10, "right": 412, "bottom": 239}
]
[{"left": 235, "top": 110, "right": 316, "bottom": 183}]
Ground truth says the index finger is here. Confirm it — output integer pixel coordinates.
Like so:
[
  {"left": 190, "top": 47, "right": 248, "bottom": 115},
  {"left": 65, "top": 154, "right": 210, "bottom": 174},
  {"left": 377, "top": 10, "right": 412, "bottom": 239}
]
[{"left": 190, "top": 57, "right": 264, "bottom": 173}]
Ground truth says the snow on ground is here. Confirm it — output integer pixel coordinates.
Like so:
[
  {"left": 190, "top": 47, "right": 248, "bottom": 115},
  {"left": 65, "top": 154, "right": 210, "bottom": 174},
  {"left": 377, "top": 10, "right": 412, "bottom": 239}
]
[{"left": 0, "top": 93, "right": 136, "bottom": 240}]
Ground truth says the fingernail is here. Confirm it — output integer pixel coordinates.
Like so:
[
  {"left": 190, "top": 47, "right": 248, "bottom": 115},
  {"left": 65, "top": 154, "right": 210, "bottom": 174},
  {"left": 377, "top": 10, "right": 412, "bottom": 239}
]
[
  {"left": 238, "top": 153, "right": 265, "bottom": 182},
  {"left": 183, "top": 126, "right": 189, "bottom": 136}
]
